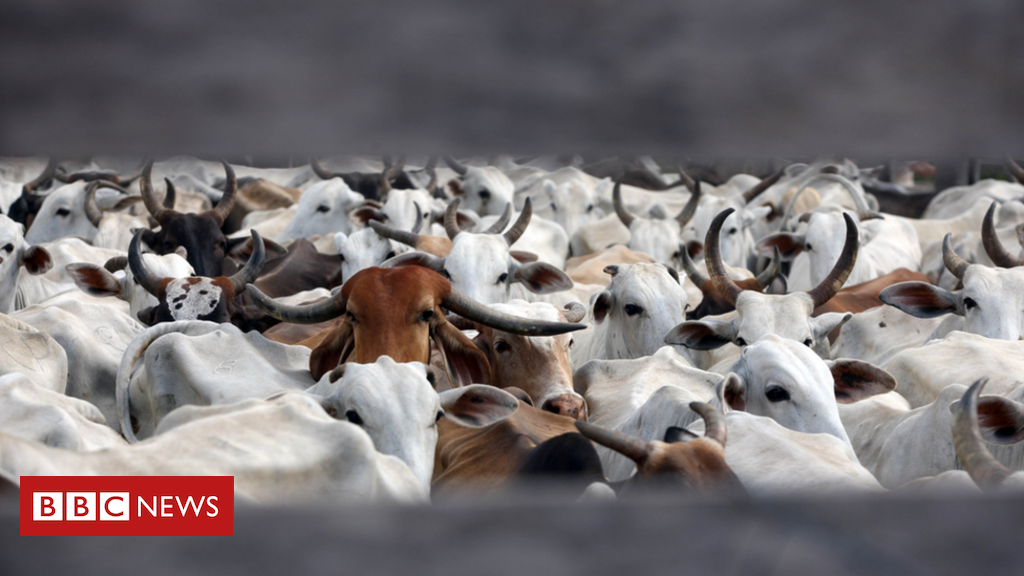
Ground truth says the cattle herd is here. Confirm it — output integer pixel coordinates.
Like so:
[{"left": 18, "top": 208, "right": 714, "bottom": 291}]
[{"left": 2, "top": 154, "right": 1024, "bottom": 503}]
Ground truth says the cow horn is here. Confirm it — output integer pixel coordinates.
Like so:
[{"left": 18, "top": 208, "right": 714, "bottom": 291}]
[
  {"left": 781, "top": 183, "right": 815, "bottom": 231},
  {"left": 208, "top": 160, "right": 236, "bottom": 225},
  {"left": 754, "top": 247, "right": 783, "bottom": 289},
  {"left": 952, "top": 378, "right": 1012, "bottom": 491},
  {"left": 103, "top": 255, "right": 129, "bottom": 273},
  {"left": 22, "top": 158, "right": 58, "bottom": 195},
  {"left": 740, "top": 168, "right": 785, "bottom": 204},
  {"left": 442, "top": 288, "right": 585, "bottom": 336},
  {"left": 704, "top": 208, "right": 744, "bottom": 306},
  {"left": 679, "top": 247, "right": 709, "bottom": 288},
  {"left": 942, "top": 233, "right": 971, "bottom": 280},
  {"left": 444, "top": 154, "right": 469, "bottom": 176},
  {"left": 127, "top": 229, "right": 164, "bottom": 296},
  {"left": 1007, "top": 156, "right": 1024, "bottom": 183},
  {"left": 311, "top": 158, "right": 340, "bottom": 180},
  {"left": 140, "top": 160, "right": 176, "bottom": 224},
  {"left": 813, "top": 173, "right": 871, "bottom": 212},
  {"left": 676, "top": 166, "right": 697, "bottom": 193},
  {"left": 483, "top": 202, "right": 513, "bottom": 234},
  {"left": 982, "top": 202, "right": 1022, "bottom": 269},
  {"left": 369, "top": 220, "right": 419, "bottom": 248},
  {"left": 805, "top": 212, "right": 859, "bottom": 308},
  {"left": 83, "top": 182, "right": 105, "bottom": 227},
  {"left": 444, "top": 198, "right": 462, "bottom": 240},
  {"left": 411, "top": 201, "right": 425, "bottom": 235},
  {"left": 503, "top": 197, "right": 532, "bottom": 246},
  {"left": 228, "top": 230, "right": 266, "bottom": 294},
  {"left": 247, "top": 283, "right": 348, "bottom": 324},
  {"left": 162, "top": 178, "right": 176, "bottom": 209},
  {"left": 612, "top": 179, "right": 637, "bottom": 228},
  {"left": 690, "top": 401, "right": 727, "bottom": 446},
  {"left": 574, "top": 421, "right": 650, "bottom": 464},
  {"left": 675, "top": 180, "right": 702, "bottom": 228},
  {"left": 424, "top": 157, "right": 439, "bottom": 195}
]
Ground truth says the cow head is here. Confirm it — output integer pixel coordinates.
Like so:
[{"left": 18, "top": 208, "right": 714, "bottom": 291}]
[
  {"left": 137, "top": 159, "right": 236, "bottom": 277},
  {"left": 443, "top": 155, "right": 515, "bottom": 217},
  {"left": 665, "top": 208, "right": 858, "bottom": 357},
  {"left": 612, "top": 176, "right": 702, "bottom": 266},
  {"left": 0, "top": 214, "right": 53, "bottom": 313},
  {"left": 334, "top": 228, "right": 396, "bottom": 284},
  {"left": 880, "top": 203, "right": 1024, "bottom": 340},
  {"left": 67, "top": 249, "right": 194, "bottom": 318},
  {"left": 350, "top": 161, "right": 436, "bottom": 232},
  {"left": 310, "top": 157, "right": 412, "bottom": 201},
  {"left": 247, "top": 265, "right": 586, "bottom": 383},
  {"left": 279, "top": 177, "right": 365, "bottom": 240},
  {"left": 952, "top": 378, "right": 1024, "bottom": 492},
  {"left": 7, "top": 158, "right": 58, "bottom": 229}
]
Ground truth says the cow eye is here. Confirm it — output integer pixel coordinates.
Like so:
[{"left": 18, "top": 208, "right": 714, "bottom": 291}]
[
  {"left": 386, "top": 251, "right": 396, "bottom": 259},
  {"left": 56, "top": 207, "right": 71, "bottom": 217},
  {"left": 494, "top": 341, "right": 511, "bottom": 353},
  {"left": 736, "top": 337, "right": 747, "bottom": 346},
  {"left": 624, "top": 304, "right": 643, "bottom": 316},
  {"left": 419, "top": 309, "right": 435, "bottom": 322},
  {"left": 806, "top": 243, "right": 813, "bottom": 251},
  {"left": 2, "top": 244, "right": 12, "bottom": 253},
  {"left": 316, "top": 205, "right": 330, "bottom": 213},
  {"left": 672, "top": 250, "right": 681, "bottom": 258},
  {"left": 345, "top": 410, "right": 364, "bottom": 425},
  {"left": 803, "top": 338, "right": 813, "bottom": 347},
  {"left": 587, "top": 204, "right": 594, "bottom": 212},
  {"left": 435, "top": 411, "right": 444, "bottom": 424},
  {"left": 964, "top": 297, "right": 978, "bottom": 310},
  {"left": 497, "top": 272, "right": 508, "bottom": 284},
  {"left": 440, "top": 269, "right": 451, "bottom": 280},
  {"left": 766, "top": 386, "right": 790, "bottom": 403},
  {"left": 728, "top": 227, "right": 737, "bottom": 235}
]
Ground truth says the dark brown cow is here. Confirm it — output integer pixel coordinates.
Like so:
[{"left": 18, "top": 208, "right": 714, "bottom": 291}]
[{"left": 248, "top": 266, "right": 585, "bottom": 384}]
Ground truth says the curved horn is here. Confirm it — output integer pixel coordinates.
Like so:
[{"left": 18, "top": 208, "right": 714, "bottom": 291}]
[
  {"left": 424, "top": 157, "right": 439, "bottom": 195},
  {"left": 805, "top": 212, "right": 859, "bottom": 307},
  {"left": 612, "top": 179, "right": 637, "bottom": 228},
  {"left": 22, "top": 158, "right": 58, "bottom": 195},
  {"left": 162, "top": 178, "right": 176, "bottom": 209},
  {"left": 228, "top": 230, "right": 266, "bottom": 294},
  {"left": 311, "top": 158, "right": 341, "bottom": 180},
  {"left": 1007, "top": 156, "right": 1024, "bottom": 183},
  {"left": 442, "top": 288, "right": 585, "bottom": 336},
  {"left": 689, "top": 401, "right": 727, "bottom": 446},
  {"left": 247, "top": 283, "right": 347, "bottom": 324},
  {"left": 813, "top": 173, "right": 871, "bottom": 212},
  {"left": 952, "top": 378, "right": 1011, "bottom": 491},
  {"left": 208, "top": 160, "right": 236, "bottom": 225},
  {"left": 140, "top": 160, "right": 176, "bottom": 223},
  {"left": 483, "top": 202, "right": 513, "bottom": 234},
  {"left": 676, "top": 166, "right": 697, "bottom": 193},
  {"left": 503, "top": 197, "right": 532, "bottom": 246},
  {"left": 127, "top": 229, "right": 164, "bottom": 296},
  {"left": 369, "top": 220, "right": 420, "bottom": 248},
  {"left": 781, "top": 181, "right": 816, "bottom": 232},
  {"left": 443, "top": 154, "right": 469, "bottom": 176},
  {"left": 84, "top": 182, "right": 105, "bottom": 227},
  {"left": 942, "top": 233, "right": 971, "bottom": 280},
  {"left": 754, "top": 247, "right": 783, "bottom": 289},
  {"left": 103, "top": 255, "right": 129, "bottom": 273},
  {"left": 982, "top": 202, "right": 1021, "bottom": 269},
  {"left": 444, "top": 198, "right": 462, "bottom": 240},
  {"left": 675, "top": 180, "right": 702, "bottom": 228},
  {"left": 410, "top": 201, "right": 425, "bottom": 235},
  {"left": 574, "top": 421, "right": 650, "bottom": 464},
  {"left": 704, "top": 208, "right": 744, "bottom": 306},
  {"left": 740, "top": 168, "right": 785, "bottom": 204},
  {"left": 678, "top": 246, "right": 709, "bottom": 288}
]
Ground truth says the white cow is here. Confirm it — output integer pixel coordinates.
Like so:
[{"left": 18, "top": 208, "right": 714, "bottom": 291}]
[
  {"left": 66, "top": 251, "right": 195, "bottom": 319},
  {"left": 279, "top": 178, "right": 366, "bottom": 240},
  {"left": 333, "top": 228, "right": 397, "bottom": 285},
  {"left": 0, "top": 313, "right": 67, "bottom": 393},
  {"left": 443, "top": 156, "right": 515, "bottom": 217},
  {"left": 0, "top": 215, "right": 53, "bottom": 313}
]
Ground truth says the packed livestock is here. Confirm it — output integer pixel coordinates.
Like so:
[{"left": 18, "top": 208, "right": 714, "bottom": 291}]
[{"left": 1, "top": 154, "right": 1024, "bottom": 504}]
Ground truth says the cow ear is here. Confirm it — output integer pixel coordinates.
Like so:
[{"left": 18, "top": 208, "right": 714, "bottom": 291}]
[
  {"left": 350, "top": 205, "right": 384, "bottom": 226},
  {"left": 755, "top": 234, "right": 805, "bottom": 261},
  {"left": 433, "top": 322, "right": 491, "bottom": 386},
  {"left": 811, "top": 312, "right": 852, "bottom": 342},
  {"left": 664, "top": 320, "right": 736, "bottom": 350},
  {"left": 513, "top": 262, "right": 573, "bottom": 294},
  {"left": 879, "top": 282, "right": 962, "bottom": 318},
  {"left": 174, "top": 246, "right": 188, "bottom": 260},
  {"left": 21, "top": 245, "right": 52, "bottom": 275},
  {"left": 509, "top": 250, "right": 539, "bottom": 263},
  {"left": 66, "top": 263, "right": 122, "bottom": 298},
  {"left": 439, "top": 384, "right": 519, "bottom": 428},
  {"left": 825, "top": 359, "right": 897, "bottom": 403},
  {"left": 742, "top": 205, "right": 772, "bottom": 226},
  {"left": 722, "top": 373, "right": 746, "bottom": 411},
  {"left": 309, "top": 322, "right": 354, "bottom": 381},
  {"left": 382, "top": 251, "right": 445, "bottom": 272},
  {"left": 975, "top": 396, "right": 1024, "bottom": 445},
  {"left": 592, "top": 291, "right": 612, "bottom": 323}
]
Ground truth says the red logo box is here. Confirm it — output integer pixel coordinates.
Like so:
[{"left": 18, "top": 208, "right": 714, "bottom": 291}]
[{"left": 20, "top": 476, "right": 234, "bottom": 536}]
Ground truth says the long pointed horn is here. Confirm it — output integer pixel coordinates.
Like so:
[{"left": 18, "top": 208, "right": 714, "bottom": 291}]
[
  {"left": 574, "top": 421, "right": 651, "bottom": 464},
  {"left": 942, "top": 233, "right": 970, "bottom": 280},
  {"left": 162, "top": 178, "right": 176, "bottom": 209},
  {"left": 679, "top": 247, "right": 709, "bottom": 287},
  {"left": 754, "top": 247, "right": 783, "bottom": 289},
  {"left": 228, "top": 230, "right": 266, "bottom": 294},
  {"left": 689, "top": 401, "right": 727, "bottom": 446},
  {"left": 247, "top": 283, "right": 347, "bottom": 324},
  {"left": 104, "top": 255, "right": 129, "bottom": 273},
  {"left": 443, "top": 288, "right": 585, "bottom": 336},
  {"left": 953, "top": 378, "right": 1011, "bottom": 491},
  {"left": 805, "top": 212, "right": 859, "bottom": 307},
  {"left": 740, "top": 168, "right": 785, "bottom": 204},
  {"left": 1007, "top": 156, "right": 1024, "bottom": 183},
  {"left": 411, "top": 201, "right": 425, "bottom": 235},
  {"left": 208, "top": 160, "right": 236, "bottom": 225},
  {"left": 676, "top": 166, "right": 696, "bottom": 193},
  {"left": 369, "top": 220, "right": 420, "bottom": 248},
  {"left": 140, "top": 160, "right": 175, "bottom": 223},
  {"left": 704, "top": 208, "right": 744, "bottom": 306},
  {"left": 675, "top": 180, "right": 702, "bottom": 227},
  {"left": 84, "top": 182, "right": 106, "bottom": 227},
  {"left": 127, "top": 229, "right": 164, "bottom": 296},
  {"left": 483, "top": 202, "right": 513, "bottom": 234},
  {"left": 22, "top": 158, "right": 58, "bottom": 194},
  {"left": 443, "top": 154, "right": 469, "bottom": 176},
  {"left": 444, "top": 198, "right": 462, "bottom": 240},
  {"left": 311, "top": 158, "right": 341, "bottom": 180},
  {"left": 612, "top": 179, "right": 637, "bottom": 228},
  {"left": 982, "top": 202, "right": 1021, "bottom": 269},
  {"left": 503, "top": 197, "right": 532, "bottom": 246}
]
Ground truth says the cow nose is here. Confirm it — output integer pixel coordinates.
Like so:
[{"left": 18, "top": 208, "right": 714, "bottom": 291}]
[{"left": 542, "top": 394, "right": 586, "bottom": 420}]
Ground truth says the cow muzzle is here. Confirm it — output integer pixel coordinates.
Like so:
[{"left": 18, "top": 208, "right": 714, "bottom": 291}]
[{"left": 542, "top": 394, "right": 587, "bottom": 420}]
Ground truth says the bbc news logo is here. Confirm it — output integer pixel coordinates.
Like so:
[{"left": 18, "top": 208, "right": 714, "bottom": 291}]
[{"left": 20, "top": 476, "right": 234, "bottom": 536}]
